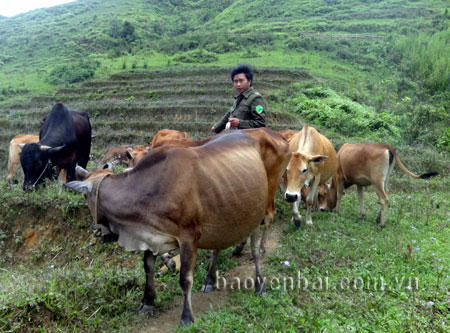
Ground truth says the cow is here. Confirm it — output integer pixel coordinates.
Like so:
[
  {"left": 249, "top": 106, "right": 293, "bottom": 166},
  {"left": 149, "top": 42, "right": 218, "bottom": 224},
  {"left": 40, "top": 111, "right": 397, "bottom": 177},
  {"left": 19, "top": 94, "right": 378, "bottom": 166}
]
[
  {"left": 7, "top": 134, "right": 39, "bottom": 183},
  {"left": 151, "top": 128, "right": 191, "bottom": 147},
  {"left": 65, "top": 131, "right": 269, "bottom": 326},
  {"left": 19, "top": 103, "right": 92, "bottom": 190},
  {"left": 100, "top": 145, "right": 133, "bottom": 166},
  {"left": 149, "top": 128, "right": 291, "bottom": 292},
  {"left": 301, "top": 182, "right": 331, "bottom": 211},
  {"left": 278, "top": 129, "right": 300, "bottom": 142},
  {"left": 326, "top": 143, "right": 438, "bottom": 227},
  {"left": 125, "top": 145, "right": 152, "bottom": 167},
  {"left": 284, "top": 126, "right": 337, "bottom": 226}
]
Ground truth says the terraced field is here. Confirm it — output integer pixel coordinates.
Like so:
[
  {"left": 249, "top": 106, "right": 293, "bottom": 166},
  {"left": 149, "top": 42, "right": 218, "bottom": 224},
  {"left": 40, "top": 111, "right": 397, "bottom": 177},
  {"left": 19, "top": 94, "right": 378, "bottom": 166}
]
[{"left": 0, "top": 66, "right": 311, "bottom": 170}]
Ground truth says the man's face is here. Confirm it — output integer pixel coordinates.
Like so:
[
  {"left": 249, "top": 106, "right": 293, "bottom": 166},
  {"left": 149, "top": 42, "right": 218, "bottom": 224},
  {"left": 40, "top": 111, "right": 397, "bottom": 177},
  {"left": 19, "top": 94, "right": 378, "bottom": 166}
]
[{"left": 233, "top": 73, "right": 251, "bottom": 94}]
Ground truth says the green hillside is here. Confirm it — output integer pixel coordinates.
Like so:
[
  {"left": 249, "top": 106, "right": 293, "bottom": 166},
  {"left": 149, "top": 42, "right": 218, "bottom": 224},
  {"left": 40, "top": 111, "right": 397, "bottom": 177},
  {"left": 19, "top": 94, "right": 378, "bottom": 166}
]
[{"left": 0, "top": 0, "right": 449, "bottom": 151}]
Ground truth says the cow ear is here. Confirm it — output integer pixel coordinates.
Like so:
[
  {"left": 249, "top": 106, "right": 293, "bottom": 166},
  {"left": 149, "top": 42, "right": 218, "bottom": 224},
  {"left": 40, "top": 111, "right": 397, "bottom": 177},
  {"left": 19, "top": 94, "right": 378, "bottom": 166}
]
[
  {"left": 103, "top": 163, "right": 114, "bottom": 172},
  {"left": 309, "top": 155, "right": 328, "bottom": 163},
  {"left": 126, "top": 151, "right": 134, "bottom": 160},
  {"left": 64, "top": 181, "right": 93, "bottom": 194},
  {"left": 76, "top": 166, "right": 90, "bottom": 179}
]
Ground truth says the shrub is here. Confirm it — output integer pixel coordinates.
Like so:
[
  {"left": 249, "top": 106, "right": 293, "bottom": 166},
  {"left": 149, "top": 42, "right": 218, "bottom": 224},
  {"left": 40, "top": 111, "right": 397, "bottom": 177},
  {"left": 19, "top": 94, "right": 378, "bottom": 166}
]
[
  {"left": 47, "top": 60, "right": 100, "bottom": 85},
  {"left": 289, "top": 86, "right": 401, "bottom": 142},
  {"left": 172, "top": 49, "right": 218, "bottom": 63}
]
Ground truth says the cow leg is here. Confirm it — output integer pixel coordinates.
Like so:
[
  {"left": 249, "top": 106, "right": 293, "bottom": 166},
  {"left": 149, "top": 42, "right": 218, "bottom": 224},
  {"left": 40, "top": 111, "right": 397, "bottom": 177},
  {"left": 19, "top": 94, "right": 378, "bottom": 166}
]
[
  {"left": 179, "top": 240, "right": 198, "bottom": 326},
  {"left": 357, "top": 185, "right": 366, "bottom": 218},
  {"left": 232, "top": 239, "right": 247, "bottom": 257},
  {"left": 333, "top": 178, "right": 345, "bottom": 214},
  {"left": 291, "top": 199, "right": 303, "bottom": 227},
  {"left": 305, "top": 177, "right": 320, "bottom": 226},
  {"left": 374, "top": 185, "right": 389, "bottom": 228},
  {"left": 250, "top": 230, "right": 266, "bottom": 296},
  {"left": 259, "top": 210, "right": 275, "bottom": 254},
  {"left": 7, "top": 160, "right": 19, "bottom": 184},
  {"left": 137, "top": 250, "right": 157, "bottom": 313},
  {"left": 201, "top": 250, "right": 219, "bottom": 293},
  {"left": 66, "top": 160, "right": 77, "bottom": 182}
]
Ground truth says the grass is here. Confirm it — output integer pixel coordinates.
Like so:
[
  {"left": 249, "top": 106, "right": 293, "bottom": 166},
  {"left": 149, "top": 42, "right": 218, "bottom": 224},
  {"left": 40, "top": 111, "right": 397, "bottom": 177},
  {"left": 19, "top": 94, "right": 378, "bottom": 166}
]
[
  {"left": 181, "top": 187, "right": 450, "bottom": 332},
  {"left": 1, "top": 165, "right": 449, "bottom": 332}
]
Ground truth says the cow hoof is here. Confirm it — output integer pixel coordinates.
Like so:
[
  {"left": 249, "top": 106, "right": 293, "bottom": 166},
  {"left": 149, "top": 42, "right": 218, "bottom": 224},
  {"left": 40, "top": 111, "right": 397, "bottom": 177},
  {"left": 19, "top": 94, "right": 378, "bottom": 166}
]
[
  {"left": 136, "top": 303, "right": 154, "bottom": 313},
  {"left": 180, "top": 316, "right": 194, "bottom": 326},
  {"left": 255, "top": 283, "right": 266, "bottom": 296},
  {"left": 294, "top": 218, "right": 302, "bottom": 227},
  {"left": 165, "top": 259, "right": 176, "bottom": 272},
  {"left": 200, "top": 284, "right": 214, "bottom": 293},
  {"left": 232, "top": 246, "right": 244, "bottom": 257}
]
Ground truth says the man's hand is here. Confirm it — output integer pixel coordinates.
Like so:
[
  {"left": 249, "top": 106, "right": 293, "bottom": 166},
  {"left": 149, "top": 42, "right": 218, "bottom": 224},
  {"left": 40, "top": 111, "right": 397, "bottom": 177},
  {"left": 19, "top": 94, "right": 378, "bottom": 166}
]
[
  {"left": 228, "top": 118, "right": 240, "bottom": 128},
  {"left": 211, "top": 126, "right": 215, "bottom": 132}
]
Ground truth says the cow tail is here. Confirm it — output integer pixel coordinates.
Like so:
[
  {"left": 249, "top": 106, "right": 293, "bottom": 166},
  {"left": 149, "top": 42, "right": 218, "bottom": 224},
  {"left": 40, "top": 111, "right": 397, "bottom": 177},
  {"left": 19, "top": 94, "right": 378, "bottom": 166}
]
[
  {"left": 7, "top": 140, "right": 14, "bottom": 171},
  {"left": 389, "top": 147, "right": 438, "bottom": 179}
]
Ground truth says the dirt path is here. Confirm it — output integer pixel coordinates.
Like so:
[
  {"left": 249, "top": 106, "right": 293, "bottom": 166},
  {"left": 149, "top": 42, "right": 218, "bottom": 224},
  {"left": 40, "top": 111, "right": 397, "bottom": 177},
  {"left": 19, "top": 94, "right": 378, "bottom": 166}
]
[{"left": 139, "top": 225, "right": 283, "bottom": 333}]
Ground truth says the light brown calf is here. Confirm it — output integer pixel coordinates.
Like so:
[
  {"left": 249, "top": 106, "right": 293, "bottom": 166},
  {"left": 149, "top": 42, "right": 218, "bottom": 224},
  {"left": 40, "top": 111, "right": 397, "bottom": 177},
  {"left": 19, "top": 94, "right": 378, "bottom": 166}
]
[
  {"left": 327, "top": 143, "right": 438, "bottom": 227},
  {"left": 7, "top": 134, "right": 39, "bottom": 183},
  {"left": 284, "top": 126, "right": 337, "bottom": 226}
]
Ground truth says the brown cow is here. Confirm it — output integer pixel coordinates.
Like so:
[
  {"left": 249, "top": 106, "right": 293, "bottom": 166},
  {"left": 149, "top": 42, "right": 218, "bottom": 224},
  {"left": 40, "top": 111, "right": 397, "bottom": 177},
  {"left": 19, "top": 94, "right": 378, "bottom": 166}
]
[
  {"left": 100, "top": 145, "right": 133, "bottom": 166},
  {"left": 125, "top": 130, "right": 191, "bottom": 167},
  {"left": 327, "top": 143, "right": 438, "bottom": 227},
  {"left": 284, "top": 126, "right": 337, "bottom": 226},
  {"left": 301, "top": 182, "right": 331, "bottom": 211},
  {"left": 65, "top": 131, "right": 269, "bottom": 326},
  {"left": 125, "top": 145, "right": 152, "bottom": 167},
  {"left": 151, "top": 129, "right": 191, "bottom": 147},
  {"left": 154, "top": 129, "right": 291, "bottom": 292},
  {"left": 7, "top": 134, "right": 39, "bottom": 183},
  {"left": 278, "top": 129, "right": 300, "bottom": 142}
]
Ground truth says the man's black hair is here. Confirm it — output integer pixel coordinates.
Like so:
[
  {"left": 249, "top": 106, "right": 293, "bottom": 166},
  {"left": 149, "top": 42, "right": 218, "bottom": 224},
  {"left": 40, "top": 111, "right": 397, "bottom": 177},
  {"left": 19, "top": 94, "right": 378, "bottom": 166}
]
[{"left": 231, "top": 64, "right": 254, "bottom": 85}]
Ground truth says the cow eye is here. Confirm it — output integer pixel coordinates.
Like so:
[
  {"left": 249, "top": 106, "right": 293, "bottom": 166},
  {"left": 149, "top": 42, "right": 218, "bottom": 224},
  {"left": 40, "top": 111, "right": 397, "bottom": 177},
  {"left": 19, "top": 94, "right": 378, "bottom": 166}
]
[{"left": 301, "top": 168, "right": 308, "bottom": 174}]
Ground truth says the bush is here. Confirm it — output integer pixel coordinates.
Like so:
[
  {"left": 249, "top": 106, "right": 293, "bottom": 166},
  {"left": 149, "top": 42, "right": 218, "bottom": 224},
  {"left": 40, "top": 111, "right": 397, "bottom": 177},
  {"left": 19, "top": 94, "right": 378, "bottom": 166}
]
[
  {"left": 172, "top": 49, "right": 218, "bottom": 64},
  {"left": 47, "top": 60, "right": 100, "bottom": 85},
  {"left": 289, "top": 86, "right": 401, "bottom": 142}
]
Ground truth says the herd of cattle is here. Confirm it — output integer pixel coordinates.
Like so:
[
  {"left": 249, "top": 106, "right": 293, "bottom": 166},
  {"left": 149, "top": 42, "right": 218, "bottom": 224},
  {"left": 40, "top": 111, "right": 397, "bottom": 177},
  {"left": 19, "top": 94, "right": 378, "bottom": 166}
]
[{"left": 6, "top": 103, "right": 438, "bottom": 325}]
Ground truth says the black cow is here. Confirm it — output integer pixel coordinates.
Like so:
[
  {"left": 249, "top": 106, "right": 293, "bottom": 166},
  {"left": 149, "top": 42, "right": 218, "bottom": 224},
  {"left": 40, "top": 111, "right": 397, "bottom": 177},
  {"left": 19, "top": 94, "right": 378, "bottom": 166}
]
[{"left": 20, "top": 103, "right": 92, "bottom": 190}]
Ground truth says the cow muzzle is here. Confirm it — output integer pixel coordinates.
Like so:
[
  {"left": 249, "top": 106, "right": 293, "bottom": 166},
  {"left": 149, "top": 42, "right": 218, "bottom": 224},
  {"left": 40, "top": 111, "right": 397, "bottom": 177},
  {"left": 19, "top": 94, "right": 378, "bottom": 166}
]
[{"left": 285, "top": 192, "right": 299, "bottom": 203}]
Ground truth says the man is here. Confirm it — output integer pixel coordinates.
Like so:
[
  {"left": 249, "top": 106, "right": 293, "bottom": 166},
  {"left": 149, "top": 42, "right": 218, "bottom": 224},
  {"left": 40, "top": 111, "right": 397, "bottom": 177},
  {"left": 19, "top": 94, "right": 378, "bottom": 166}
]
[{"left": 212, "top": 65, "right": 266, "bottom": 133}]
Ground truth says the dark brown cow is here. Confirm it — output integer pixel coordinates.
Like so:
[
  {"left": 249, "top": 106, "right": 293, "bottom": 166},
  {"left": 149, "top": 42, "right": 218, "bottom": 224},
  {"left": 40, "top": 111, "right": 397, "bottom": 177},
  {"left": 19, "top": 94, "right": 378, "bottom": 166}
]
[
  {"left": 284, "top": 126, "right": 337, "bottom": 226},
  {"left": 327, "top": 143, "right": 438, "bottom": 227},
  {"left": 7, "top": 134, "right": 39, "bottom": 183},
  {"left": 19, "top": 103, "right": 91, "bottom": 189},
  {"left": 65, "top": 131, "right": 269, "bottom": 326}
]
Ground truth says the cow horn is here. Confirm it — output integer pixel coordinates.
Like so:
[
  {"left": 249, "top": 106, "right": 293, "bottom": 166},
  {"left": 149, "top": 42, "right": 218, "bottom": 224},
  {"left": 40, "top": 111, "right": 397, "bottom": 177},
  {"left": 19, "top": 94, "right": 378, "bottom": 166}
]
[
  {"left": 18, "top": 143, "right": 26, "bottom": 149},
  {"left": 75, "top": 166, "right": 89, "bottom": 179},
  {"left": 40, "top": 145, "right": 52, "bottom": 151}
]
